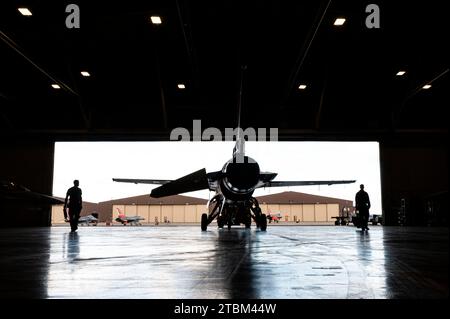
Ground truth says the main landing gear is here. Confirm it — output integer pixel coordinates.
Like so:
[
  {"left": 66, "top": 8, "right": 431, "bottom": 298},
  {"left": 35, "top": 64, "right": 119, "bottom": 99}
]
[
  {"left": 201, "top": 213, "right": 208, "bottom": 231},
  {"left": 249, "top": 198, "right": 267, "bottom": 231},
  {"left": 201, "top": 196, "right": 267, "bottom": 232}
]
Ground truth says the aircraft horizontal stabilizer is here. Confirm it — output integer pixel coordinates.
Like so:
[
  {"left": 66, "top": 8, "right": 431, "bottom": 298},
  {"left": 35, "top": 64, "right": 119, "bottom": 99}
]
[
  {"left": 150, "top": 168, "right": 210, "bottom": 198},
  {"left": 112, "top": 178, "right": 172, "bottom": 185},
  {"left": 263, "top": 180, "right": 356, "bottom": 187}
]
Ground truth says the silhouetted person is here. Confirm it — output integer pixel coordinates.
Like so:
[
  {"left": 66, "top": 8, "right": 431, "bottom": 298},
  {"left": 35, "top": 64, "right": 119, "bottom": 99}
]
[
  {"left": 64, "top": 180, "right": 83, "bottom": 232},
  {"left": 355, "top": 184, "right": 371, "bottom": 231}
]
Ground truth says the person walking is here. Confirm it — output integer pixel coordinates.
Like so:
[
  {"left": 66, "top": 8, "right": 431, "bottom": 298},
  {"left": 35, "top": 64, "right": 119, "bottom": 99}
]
[
  {"left": 355, "top": 184, "right": 371, "bottom": 231},
  {"left": 64, "top": 180, "right": 83, "bottom": 232}
]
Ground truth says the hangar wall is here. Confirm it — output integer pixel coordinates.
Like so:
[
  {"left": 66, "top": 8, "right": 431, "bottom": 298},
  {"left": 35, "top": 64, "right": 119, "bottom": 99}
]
[
  {"left": 52, "top": 202, "right": 339, "bottom": 225},
  {"left": 380, "top": 144, "right": 448, "bottom": 226},
  {"left": 107, "top": 203, "right": 339, "bottom": 224},
  {"left": 0, "top": 139, "right": 55, "bottom": 227},
  {"left": 259, "top": 203, "right": 339, "bottom": 223},
  {"left": 112, "top": 204, "right": 207, "bottom": 223}
]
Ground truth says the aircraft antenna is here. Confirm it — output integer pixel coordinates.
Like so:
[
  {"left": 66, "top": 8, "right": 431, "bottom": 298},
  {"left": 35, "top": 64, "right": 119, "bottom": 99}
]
[
  {"left": 234, "top": 65, "right": 247, "bottom": 159},
  {"left": 237, "top": 65, "right": 247, "bottom": 133}
]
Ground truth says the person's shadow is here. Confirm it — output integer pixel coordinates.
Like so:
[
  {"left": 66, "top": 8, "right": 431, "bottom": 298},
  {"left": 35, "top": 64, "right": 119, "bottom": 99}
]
[
  {"left": 357, "top": 230, "right": 371, "bottom": 255},
  {"left": 64, "top": 232, "right": 80, "bottom": 263}
]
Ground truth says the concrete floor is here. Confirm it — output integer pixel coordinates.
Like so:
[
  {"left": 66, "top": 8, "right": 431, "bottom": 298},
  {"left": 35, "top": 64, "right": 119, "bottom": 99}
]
[{"left": 0, "top": 226, "right": 447, "bottom": 299}]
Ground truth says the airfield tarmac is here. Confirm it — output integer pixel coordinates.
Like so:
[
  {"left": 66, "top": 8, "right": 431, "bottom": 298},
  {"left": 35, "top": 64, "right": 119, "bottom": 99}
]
[{"left": 0, "top": 226, "right": 447, "bottom": 299}]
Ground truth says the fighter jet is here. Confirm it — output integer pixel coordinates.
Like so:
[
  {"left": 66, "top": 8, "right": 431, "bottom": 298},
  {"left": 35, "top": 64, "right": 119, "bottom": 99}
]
[
  {"left": 67, "top": 214, "right": 98, "bottom": 226},
  {"left": 113, "top": 68, "right": 355, "bottom": 231},
  {"left": 115, "top": 215, "right": 145, "bottom": 226},
  {"left": 114, "top": 208, "right": 145, "bottom": 226},
  {"left": 113, "top": 138, "right": 355, "bottom": 231}
]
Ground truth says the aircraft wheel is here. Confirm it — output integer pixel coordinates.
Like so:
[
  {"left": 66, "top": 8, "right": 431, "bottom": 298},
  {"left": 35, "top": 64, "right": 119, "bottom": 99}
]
[
  {"left": 201, "top": 213, "right": 208, "bottom": 231},
  {"left": 227, "top": 221, "right": 232, "bottom": 230},
  {"left": 217, "top": 217, "right": 224, "bottom": 228},
  {"left": 245, "top": 219, "right": 251, "bottom": 229},
  {"left": 260, "top": 214, "right": 267, "bottom": 231}
]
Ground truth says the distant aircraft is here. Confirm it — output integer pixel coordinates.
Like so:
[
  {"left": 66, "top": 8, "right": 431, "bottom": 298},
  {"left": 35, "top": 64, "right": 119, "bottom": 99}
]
[
  {"left": 113, "top": 67, "right": 355, "bottom": 231},
  {"left": 115, "top": 208, "right": 145, "bottom": 226},
  {"left": 267, "top": 213, "right": 282, "bottom": 223},
  {"left": 65, "top": 214, "right": 98, "bottom": 226}
]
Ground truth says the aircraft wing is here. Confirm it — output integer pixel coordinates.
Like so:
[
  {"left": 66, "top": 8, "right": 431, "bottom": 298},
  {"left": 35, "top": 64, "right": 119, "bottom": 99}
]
[
  {"left": 260, "top": 180, "right": 356, "bottom": 188},
  {"left": 150, "top": 168, "right": 210, "bottom": 198},
  {"left": 113, "top": 168, "right": 219, "bottom": 198},
  {"left": 1, "top": 181, "right": 64, "bottom": 204},
  {"left": 112, "top": 178, "right": 172, "bottom": 185}
]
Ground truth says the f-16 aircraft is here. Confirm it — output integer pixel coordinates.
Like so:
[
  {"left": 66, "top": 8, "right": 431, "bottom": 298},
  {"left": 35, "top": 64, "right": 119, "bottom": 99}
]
[
  {"left": 113, "top": 140, "right": 355, "bottom": 231},
  {"left": 65, "top": 214, "right": 98, "bottom": 226},
  {"left": 113, "top": 68, "right": 355, "bottom": 231},
  {"left": 115, "top": 208, "right": 145, "bottom": 226}
]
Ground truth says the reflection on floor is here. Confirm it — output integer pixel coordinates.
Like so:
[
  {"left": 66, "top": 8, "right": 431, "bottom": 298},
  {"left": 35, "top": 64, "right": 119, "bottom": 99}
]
[{"left": 0, "top": 226, "right": 447, "bottom": 298}]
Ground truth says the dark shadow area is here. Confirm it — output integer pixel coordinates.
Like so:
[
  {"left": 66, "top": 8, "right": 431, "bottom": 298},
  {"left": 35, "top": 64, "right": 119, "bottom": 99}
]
[
  {"left": 382, "top": 227, "right": 449, "bottom": 298},
  {"left": 0, "top": 228, "right": 50, "bottom": 298},
  {"left": 213, "top": 228, "right": 258, "bottom": 298}
]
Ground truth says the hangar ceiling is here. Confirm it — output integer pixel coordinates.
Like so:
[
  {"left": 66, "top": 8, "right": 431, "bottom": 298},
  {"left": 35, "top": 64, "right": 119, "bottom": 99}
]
[{"left": 0, "top": 0, "right": 448, "bottom": 141}]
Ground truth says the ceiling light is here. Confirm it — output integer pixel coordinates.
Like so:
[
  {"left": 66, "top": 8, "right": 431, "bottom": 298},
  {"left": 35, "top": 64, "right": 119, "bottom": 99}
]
[
  {"left": 18, "top": 8, "right": 32, "bottom": 16},
  {"left": 81, "top": 71, "right": 91, "bottom": 77},
  {"left": 177, "top": 84, "right": 186, "bottom": 89},
  {"left": 334, "top": 18, "right": 346, "bottom": 26},
  {"left": 150, "top": 16, "right": 162, "bottom": 24},
  {"left": 298, "top": 84, "right": 307, "bottom": 90},
  {"left": 396, "top": 71, "right": 406, "bottom": 76},
  {"left": 51, "top": 84, "right": 61, "bottom": 89},
  {"left": 422, "top": 84, "right": 432, "bottom": 90}
]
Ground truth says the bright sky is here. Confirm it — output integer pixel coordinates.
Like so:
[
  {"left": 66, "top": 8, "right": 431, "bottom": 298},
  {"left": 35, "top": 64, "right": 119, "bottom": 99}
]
[{"left": 53, "top": 142, "right": 382, "bottom": 214}]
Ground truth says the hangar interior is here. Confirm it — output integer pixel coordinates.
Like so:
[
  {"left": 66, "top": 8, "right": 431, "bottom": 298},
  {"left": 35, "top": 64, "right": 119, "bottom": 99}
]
[{"left": 0, "top": 1, "right": 448, "bottom": 299}]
